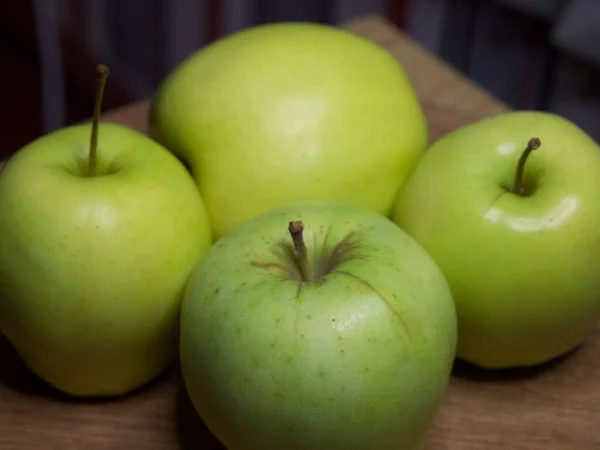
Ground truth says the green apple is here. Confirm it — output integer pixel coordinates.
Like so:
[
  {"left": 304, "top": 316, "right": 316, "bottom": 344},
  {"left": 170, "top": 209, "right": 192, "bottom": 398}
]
[
  {"left": 0, "top": 65, "right": 212, "bottom": 397},
  {"left": 393, "top": 110, "right": 600, "bottom": 369},
  {"left": 149, "top": 22, "right": 428, "bottom": 239},
  {"left": 180, "top": 202, "right": 457, "bottom": 450}
]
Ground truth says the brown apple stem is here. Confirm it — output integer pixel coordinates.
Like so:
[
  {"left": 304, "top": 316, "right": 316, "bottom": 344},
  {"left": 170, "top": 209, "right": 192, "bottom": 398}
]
[
  {"left": 288, "top": 220, "right": 311, "bottom": 283},
  {"left": 512, "top": 137, "right": 541, "bottom": 195},
  {"left": 88, "top": 64, "right": 110, "bottom": 177}
]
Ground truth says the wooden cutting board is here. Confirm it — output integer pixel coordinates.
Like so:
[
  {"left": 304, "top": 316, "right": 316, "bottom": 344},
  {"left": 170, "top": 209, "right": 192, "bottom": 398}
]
[{"left": 1, "top": 15, "right": 598, "bottom": 450}]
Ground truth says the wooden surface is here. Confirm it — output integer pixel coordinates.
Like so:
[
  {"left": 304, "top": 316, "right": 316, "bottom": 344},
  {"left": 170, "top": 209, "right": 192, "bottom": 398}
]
[{"left": 1, "top": 15, "right": 599, "bottom": 450}]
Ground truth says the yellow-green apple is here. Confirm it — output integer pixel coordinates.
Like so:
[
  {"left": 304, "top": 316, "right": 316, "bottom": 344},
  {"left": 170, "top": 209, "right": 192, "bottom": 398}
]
[
  {"left": 149, "top": 22, "right": 428, "bottom": 239},
  {"left": 0, "top": 65, "right": 212, "bottom": 397},
  {"left": 393, "top": 110, "right": 600, "bottom": 369},
  {"left": 180, "top": 202, "right": 457, "bottom": 450}
]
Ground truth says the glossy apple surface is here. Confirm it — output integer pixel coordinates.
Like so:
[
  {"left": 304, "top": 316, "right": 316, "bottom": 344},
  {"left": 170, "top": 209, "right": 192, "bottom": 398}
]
[
  {"left": 180, "top": 202, "right": 456, "bottom": 449},
  {"left": 0, "top": 122, "right": 212, "bottom": 396},
  {"left": 150, "top": 22, "right": 428, "bottom": 239},
  {"left": 394, "top": 111, "right": 600, "bottom": 369}
]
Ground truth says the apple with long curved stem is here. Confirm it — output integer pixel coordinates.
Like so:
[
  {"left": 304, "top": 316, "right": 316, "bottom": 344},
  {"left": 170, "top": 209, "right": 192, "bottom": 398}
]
[
  {"left": 393, "top": 111, "right": 600, "bottom": 369},
  {"left": 0, "top": 65, "right": 212, "bottom": 396}
]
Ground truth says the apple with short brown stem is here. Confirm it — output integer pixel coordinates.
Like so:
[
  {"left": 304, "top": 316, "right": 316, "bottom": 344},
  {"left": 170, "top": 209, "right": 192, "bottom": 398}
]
[
  {"left": 180, "top": 202, "right": 457, "bottom": 450},
  {"left": 394, "top": 110, "right": 600, "bottom": 369}
]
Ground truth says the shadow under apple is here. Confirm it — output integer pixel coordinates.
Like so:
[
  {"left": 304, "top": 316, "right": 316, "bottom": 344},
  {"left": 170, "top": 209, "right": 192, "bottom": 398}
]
[
  {"left": 0, "top": 333, "right": 171, "bottom": 403},
  {"left": 0, "top": 333, "right": 65, "bottom": 400},
  {"left": 451, "top": 344, "right": 581, "bottom": 383},
  {"left": 175, "top": 378, "right": 224, "bottom": 449}
]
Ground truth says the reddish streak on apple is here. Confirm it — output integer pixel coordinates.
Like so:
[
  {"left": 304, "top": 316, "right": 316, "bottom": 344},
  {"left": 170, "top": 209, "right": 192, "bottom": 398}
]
[{"left": 333, "top": 270, "right": 411, "bottom": 338}]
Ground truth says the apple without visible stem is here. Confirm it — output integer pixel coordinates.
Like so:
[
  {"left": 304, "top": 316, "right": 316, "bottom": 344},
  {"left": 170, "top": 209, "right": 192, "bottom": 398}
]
[
  {"left": 180, "top": 202, "right": 457, "bottom": 450},
  {"left": 393, "top": 110, "right": 600, "bottom": 369},
  {"left": 0, "top": 66, "right": 212, "bottom": 396},
  {"left": 149, "top": 22, "right": 428, "bottom": 239}
]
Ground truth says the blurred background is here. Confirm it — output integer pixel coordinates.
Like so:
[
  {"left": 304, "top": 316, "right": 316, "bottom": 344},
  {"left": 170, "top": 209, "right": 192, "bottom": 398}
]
[{"left": 1, "top": 0, "right": 599, "bottom": 161}]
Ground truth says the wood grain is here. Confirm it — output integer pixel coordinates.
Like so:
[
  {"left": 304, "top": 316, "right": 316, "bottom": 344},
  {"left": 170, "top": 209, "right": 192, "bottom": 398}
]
[{"left": 1, "top": 15, "right": 599, "bottom": 450}]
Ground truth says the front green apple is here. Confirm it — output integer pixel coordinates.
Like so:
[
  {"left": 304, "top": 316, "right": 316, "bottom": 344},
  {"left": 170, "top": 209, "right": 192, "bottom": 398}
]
[
  {"left": 394, "top": 111, "right": 600, "bottom": 369},
  {"left": 180, "top": 203, "right": 457, "bottom": 450},
  {"left": 0, "top": 120, "right": 212, "bottom": 396},
  {"left": 150, "top": 22, "right": 428, "bottom": 239}
]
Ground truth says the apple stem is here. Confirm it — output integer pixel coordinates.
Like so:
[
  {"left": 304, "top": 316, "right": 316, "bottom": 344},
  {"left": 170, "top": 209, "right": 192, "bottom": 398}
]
[
  {"left": 88, "top": 64, "right": 110, "bottom": 177},
  {"left": 288, "top": 220, "right": 312, "bottom": 283},
  {"left": 511, "top": 137, "right": 541, "bottom": 195}
]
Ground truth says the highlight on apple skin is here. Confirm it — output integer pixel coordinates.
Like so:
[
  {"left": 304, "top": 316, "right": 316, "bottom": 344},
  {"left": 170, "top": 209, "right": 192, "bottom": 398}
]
[
  {"left": 179, "top": 202, "right": 457, "bottom": 450},
  {"left": 393, "top": 110, "right": 600, "bottom": 370},
  {"left": 149, "top": 21, "right": 428, "bottom": 240},
  {"left": 0, "top": 65, "right": 213, "bottom": 397}
]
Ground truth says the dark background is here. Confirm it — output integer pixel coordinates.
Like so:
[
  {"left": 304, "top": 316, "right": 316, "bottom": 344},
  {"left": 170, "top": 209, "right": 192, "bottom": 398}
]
[{"left": 1, "top": 0, "right": 599, "bottom": 161}]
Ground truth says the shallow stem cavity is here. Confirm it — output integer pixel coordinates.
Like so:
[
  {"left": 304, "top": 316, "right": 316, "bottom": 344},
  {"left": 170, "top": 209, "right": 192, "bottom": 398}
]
[{"left": 252, "top": 221, "right": 364, "bottom": 286}]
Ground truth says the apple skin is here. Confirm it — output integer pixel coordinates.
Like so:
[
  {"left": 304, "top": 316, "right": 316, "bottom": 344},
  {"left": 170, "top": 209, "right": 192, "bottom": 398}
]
[
  {"left": 0, "top": 122, "right": 212, "bottom": 397},
  {"left": 393, "top": 111, "right": 600, "bottom": 369},
  {"left": 180, "top": 203, "right": 457, "bottom": 450},
  {"left": 149, "top": 22, "right": 428, "bottom": 239}
]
